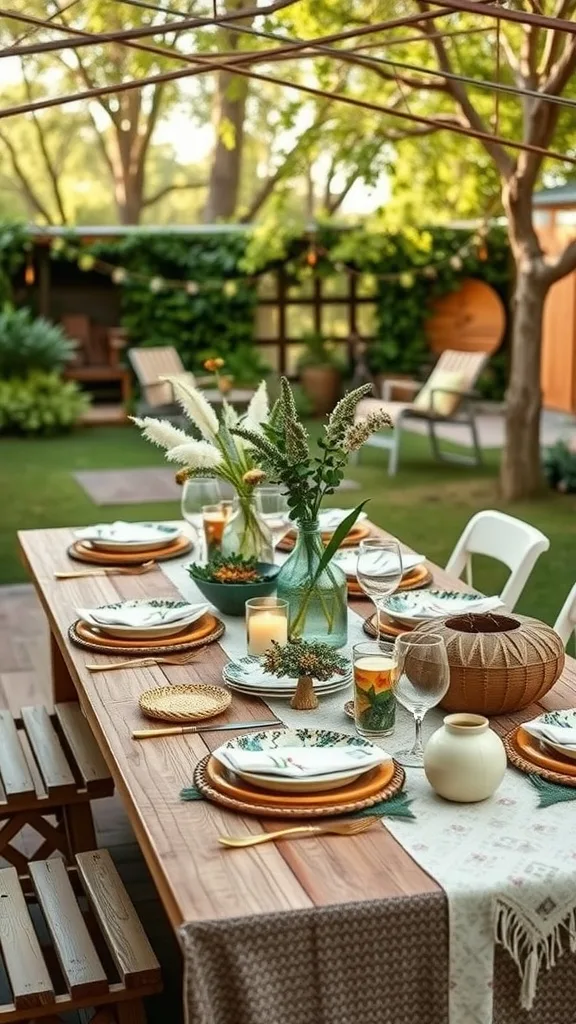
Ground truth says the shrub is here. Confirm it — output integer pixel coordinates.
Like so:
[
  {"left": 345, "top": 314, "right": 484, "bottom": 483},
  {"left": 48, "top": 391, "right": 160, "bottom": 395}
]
[
  {"left": 0, "top": 372, "right": 88, "bottom": 436},
  {"left": 0, "top": 307, "right": 76, "bottom": 377},
  {"left": 544, "top": 440, "right": 576, "bottom": 493}
]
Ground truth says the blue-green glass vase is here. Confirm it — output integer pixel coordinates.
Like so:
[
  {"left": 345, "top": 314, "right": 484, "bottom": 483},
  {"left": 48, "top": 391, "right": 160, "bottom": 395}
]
[{"left": 276, "top": 520, "right": 348, "bottom": 648}]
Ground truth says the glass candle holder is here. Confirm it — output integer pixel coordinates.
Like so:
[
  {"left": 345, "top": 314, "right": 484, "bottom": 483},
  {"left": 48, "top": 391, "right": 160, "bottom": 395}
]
[
  {"left": 353, "top": 640, "right": 397, "bottom": 738},
  {"left": 246, "top": 597, "right": 289, "bottom": 657}
]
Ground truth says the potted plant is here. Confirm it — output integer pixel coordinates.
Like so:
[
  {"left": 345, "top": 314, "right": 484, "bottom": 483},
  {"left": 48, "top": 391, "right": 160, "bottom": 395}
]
[
  {"left": 262, "top": 638, "right": 348, "bottom": 710},
  {"left": 297, "top": 331, "right": 344, "bottom": 416}
]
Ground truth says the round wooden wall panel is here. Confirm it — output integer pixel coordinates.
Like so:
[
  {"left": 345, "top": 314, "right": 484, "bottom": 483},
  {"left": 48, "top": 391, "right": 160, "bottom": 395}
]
[{"left": 425, "top": 278, "right": 506, "bottom": 355}]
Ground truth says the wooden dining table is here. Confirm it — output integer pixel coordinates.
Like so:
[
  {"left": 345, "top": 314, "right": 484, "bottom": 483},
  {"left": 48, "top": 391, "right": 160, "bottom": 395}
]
[{"left": 17, "top": 523, "right": 576, "bottom": 1024}]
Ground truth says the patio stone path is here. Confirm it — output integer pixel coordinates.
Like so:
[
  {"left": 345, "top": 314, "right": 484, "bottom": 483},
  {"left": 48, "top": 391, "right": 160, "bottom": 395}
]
[
  {"left": 74, "top": 467, "right": 359, "bottom": 505},
  {"left": 0, "top": 582, "right": 183, "bottom": 1023}
]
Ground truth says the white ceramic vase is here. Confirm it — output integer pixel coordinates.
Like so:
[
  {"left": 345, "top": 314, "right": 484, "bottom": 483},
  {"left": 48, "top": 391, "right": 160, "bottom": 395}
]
[{"left": 423, "top": 713, "right": 507, "bottom": 803}]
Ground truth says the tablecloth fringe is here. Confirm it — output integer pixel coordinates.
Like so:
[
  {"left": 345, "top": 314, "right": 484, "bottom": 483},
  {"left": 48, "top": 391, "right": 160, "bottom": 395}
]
[{"left": 495, "top": 899, "right": 576, "bottom": 1010}]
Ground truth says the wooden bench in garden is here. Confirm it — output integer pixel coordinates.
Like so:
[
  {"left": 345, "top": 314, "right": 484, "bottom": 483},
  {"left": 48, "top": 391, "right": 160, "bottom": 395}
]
[
  {"left": 61, "top": 315, "right": 132, "bottom": 422},
  {"left": 0, "top": 848, "right": 162, "bottom": 1022}
]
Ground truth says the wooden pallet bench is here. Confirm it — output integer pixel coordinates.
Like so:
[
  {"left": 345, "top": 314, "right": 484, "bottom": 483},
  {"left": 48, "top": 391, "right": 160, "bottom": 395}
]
[{"left": 0, "top": 848, "right": 161, "bottom": 1023}]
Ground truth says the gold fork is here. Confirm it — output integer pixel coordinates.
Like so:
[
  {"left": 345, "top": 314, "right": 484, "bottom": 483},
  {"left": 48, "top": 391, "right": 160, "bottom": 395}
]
[
  {"left": 218, "top": 816, "right": 381, "bottom": 848},
  {"left": 55, "top": 560, "right": 157, "bottom": 579},
  {"left": 86, "top": 647, "right": 206, "bottom": 672}
]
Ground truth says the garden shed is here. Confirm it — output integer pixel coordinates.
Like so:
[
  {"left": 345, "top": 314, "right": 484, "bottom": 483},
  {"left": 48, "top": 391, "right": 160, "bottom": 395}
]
[{"left": 535, "top": 185, "right": 576, "bottom": 414}]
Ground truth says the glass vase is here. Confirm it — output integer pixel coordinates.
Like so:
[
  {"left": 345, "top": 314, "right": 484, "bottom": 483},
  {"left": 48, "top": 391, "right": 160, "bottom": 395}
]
[
  {"left": 276, "top": 520, "right": 348, "bottom": 648},
  {"left": 221, "top": 495, "right": 274, "bottom": 563}
]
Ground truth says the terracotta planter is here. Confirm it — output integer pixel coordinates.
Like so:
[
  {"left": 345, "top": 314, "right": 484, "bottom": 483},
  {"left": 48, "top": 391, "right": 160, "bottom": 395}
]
[
  {"left": 413, "top": 613, "right": 565, "bottom": 716},
  {"left": 300, "top": 366, "right": 341, "bottom": 415}
]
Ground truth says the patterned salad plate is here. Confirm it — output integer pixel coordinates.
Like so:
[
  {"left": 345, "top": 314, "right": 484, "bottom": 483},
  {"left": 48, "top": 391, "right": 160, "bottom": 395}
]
[
  {"left": 77, "top": 599, "right": 209, "bottom": 640},
  {"left": 194, "top": 732, "right": 405, "bottom": 817},
  {"left": 212, "top": 728, "right": 387, "bottom": 794},
  {"left": 222, "top": 655, "right": 352, "bottom": 699},
  {"left": 69, "top": 612, "right": 224, "bottom": 656},
  {"left": 381, "top": 589, "right": 500, "bottom": 627},
  {"left": 522, "top": 709, "right": 576, "bottom": 763}
]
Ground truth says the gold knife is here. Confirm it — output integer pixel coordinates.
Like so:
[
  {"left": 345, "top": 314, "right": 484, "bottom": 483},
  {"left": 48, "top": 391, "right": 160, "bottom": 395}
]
[{"left": 132, "top": 719, "right": 280, "bottom": 740}]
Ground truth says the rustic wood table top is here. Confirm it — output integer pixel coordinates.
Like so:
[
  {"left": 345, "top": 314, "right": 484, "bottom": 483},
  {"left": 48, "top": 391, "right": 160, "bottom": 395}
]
[{"left": 18, "top": 523, "right": 576, "bottom": 932}]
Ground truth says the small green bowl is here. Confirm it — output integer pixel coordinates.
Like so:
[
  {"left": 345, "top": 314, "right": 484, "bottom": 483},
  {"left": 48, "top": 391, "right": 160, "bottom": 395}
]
[{"left": 188, "top": 562, "right": 280, "bottom": 617}]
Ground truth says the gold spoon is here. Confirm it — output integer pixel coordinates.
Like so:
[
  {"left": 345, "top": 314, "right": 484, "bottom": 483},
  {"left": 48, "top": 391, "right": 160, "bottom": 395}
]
[{"left": 218, "top": 816, "right": 381, "bottom": 848}]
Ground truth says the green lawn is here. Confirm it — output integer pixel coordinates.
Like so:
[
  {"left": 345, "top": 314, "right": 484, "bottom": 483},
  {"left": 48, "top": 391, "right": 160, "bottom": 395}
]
[{"left": 1, "top": 424, "right": 575, "bottom": 628}]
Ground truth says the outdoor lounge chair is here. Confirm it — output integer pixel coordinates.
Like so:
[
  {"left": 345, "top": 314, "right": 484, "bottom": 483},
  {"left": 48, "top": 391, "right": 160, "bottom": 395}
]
[
  {"left": 353, "top": 349, "right": 489, "bottom": 475},
  {"left": 128, "top": 345, "right": 255, "bottom": 422}
]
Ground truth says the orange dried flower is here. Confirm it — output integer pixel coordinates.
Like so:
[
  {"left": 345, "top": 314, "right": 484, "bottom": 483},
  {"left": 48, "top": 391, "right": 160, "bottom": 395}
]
[
  {"left": 175, "top": 468, "right": 191, "bottom": 485},
  {"left": 213, "top": 565, "right": 260, "bottom": 584},
  {"left": 243, "top": 468, "right": 266, "bottom": 486},
  {"left": 203, "top": 357, "right": 225, "bottom": 372}
]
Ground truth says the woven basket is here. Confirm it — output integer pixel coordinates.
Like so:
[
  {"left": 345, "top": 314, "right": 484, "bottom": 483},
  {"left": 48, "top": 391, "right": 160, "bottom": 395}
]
[{"left": 412, "top": 612, "right": 565, "bottom": 716}]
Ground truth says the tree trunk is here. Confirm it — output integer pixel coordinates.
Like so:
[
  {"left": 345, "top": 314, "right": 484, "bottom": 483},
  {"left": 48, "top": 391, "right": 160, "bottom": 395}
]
[
  {"left": 203, "top": 70, "right": 248, "bottom": 222},
  {"left": 500, "top": 264, "right": 547, "bottom": 500},
  {"left": 203, "top": 0, "right": 253, "bottom": 223}
]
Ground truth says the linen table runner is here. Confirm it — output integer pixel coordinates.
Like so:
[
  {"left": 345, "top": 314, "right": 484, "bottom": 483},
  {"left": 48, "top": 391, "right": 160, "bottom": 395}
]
[{"left": 163, "top": 552, "right": 576, "bottom": 1024}]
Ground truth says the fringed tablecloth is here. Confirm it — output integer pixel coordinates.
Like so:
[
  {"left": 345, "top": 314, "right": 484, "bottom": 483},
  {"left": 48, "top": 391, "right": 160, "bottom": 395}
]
[{"left": 165, "top": 553, "right": 576, "bottom": 1024}]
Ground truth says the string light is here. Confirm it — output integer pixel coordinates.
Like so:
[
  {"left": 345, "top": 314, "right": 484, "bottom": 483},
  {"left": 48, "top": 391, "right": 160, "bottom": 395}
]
[
  {"left": 24, "top": 255, "right": 35, "bottom": 285},
  {"left": 46, "top": 219, "right": 493, "bottom": 296}
]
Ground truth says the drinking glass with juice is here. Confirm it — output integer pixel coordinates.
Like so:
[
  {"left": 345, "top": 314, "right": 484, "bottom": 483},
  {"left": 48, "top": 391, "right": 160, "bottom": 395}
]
[{"left": 353, "top": 641, "right": 397, "bottom": 738}]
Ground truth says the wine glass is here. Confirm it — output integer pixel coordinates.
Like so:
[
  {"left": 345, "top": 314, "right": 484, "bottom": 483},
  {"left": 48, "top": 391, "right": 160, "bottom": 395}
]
[
  {"left": 392, "top": 633, "right": 450, "bottom": 768},
  {"left": 181, "top": 477, "right": 222, "bottom": 551},
  {"left": 254, "top": 486, "right": 291, "bottom": 550},
  {"left": 181, "top": 477, "right": 222, "bottom": 527},
  {"left": 356, "top": 538, "right": 403, "bottom": 637}
]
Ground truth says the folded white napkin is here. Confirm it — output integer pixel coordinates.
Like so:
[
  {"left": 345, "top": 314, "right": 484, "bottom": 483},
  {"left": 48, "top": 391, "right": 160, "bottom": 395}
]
[
  {"left": 318, "top": 509, "right": 368, "bottom": 532},
  {"left": 407, "top": 595, "right": 503, "bottom": 619},
  {"left": 523, "top": 715, "right": 576, "bottom": 749},
  {"left": 75, "top": 521, "right": 177, "bottom": 544},
  {"left": 77, "top": 601, "right": 206, "bottom": 628},
  {"left": 335, "top": 548, "right": 424, "bottom": 577},
  {"left": 219, "top": 745, "right": 390, "bottom": 778}
]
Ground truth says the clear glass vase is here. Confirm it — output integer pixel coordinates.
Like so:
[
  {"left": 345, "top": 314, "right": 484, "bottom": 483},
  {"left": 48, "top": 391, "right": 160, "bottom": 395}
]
[
  {"left": 276, "top": 520, "right": 348, "bottom": 648},
  {"left": 221, "top": 495, "right": 274, "bottom": 562}
]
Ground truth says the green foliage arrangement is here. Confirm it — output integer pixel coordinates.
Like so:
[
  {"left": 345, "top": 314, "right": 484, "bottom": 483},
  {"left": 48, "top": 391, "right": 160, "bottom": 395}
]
[
  {"left": 262, "top": 638, "right": 348, "bottom": 682},
  {"left": 0, "top": 307, "right": 76, "bottom": 377},
  {"left": 544, "top": 441, "right": 576, "bottom": 494},
  {"left": 189, "top": 553, "right": 266, "bottom": 585},
  {"left": 0, "top": 222, "right": 28, "bottom": 305},
  {"left": 0, "top": 372, "right": 88, "bottom": 436},
  {"left": 89, "top": 231, "right": 257, "bottom": 369}
]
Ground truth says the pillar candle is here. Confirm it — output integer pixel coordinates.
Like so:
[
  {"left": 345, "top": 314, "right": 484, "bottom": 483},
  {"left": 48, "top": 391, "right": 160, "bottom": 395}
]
[{"left": 247, "top": 610, "right": 288, "bottom": 656}]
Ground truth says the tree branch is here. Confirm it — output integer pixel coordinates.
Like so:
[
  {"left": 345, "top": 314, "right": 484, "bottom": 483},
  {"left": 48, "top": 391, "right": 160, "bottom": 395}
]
[
  {"left": 19, "top": 60, "right": 68, "bottom": 224},
  {"left": 142, "top": 180, "right": 207, "bottom": 207},
  {"left": 0, "top": 130, "right": 54, "bottom": 222},
  {"left": 543, "top": 238, "right": 576, "bottom": 284},
  {"left": 417, "top": 5, "right": 515, "bottom": 179},
  {"left": 539, "top": 0, "right": 576, "bottom": 76}
]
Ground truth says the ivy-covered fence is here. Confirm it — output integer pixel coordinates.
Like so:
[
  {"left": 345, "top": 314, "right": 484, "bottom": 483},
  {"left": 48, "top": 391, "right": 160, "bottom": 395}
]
[{"left": 0, "top": 221, "right": 512, "bottom": 398}]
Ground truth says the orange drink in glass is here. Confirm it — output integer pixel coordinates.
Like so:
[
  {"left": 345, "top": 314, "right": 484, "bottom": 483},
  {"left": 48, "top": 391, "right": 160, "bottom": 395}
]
[{"left": 353, "top": 641, "right": 397, "bottom": 738}]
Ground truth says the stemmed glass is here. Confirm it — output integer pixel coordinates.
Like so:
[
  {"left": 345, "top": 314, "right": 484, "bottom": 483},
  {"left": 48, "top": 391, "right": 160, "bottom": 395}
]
[
  {"left": 181, "top": 477, "right": 222, "bottom": 551},
  {"left": 356, "top": 538, "right": 403, "bottom": 637},
  {"left": 254, "top": 486, "right": 291, "bottom": 550},
  {"left": 392, "top": 633, "right": 450, "bottom": 767}
]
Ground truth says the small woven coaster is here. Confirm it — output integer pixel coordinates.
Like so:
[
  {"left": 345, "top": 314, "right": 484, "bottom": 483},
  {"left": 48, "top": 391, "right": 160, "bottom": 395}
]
[{"left": 139, "top": 684, "right": 232, "bottom": 723}]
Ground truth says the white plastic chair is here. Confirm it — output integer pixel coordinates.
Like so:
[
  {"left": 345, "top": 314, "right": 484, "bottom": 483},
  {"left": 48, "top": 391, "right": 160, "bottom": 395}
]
[
  {"left": 445, "top": 510, "right": 550, "bottom": 611},
  {"left": 554, "top": 582, "right": 576, "bottom": 648}
]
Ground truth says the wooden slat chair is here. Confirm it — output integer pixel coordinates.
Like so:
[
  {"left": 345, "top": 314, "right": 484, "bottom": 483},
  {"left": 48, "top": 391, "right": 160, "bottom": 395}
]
[
  {"left": 128, "top": 345, "right": 256, "bottom": 422},
  {"left": 0, "top": 703, "right": 113, "bottom": 876},
  {"left": 0, "top": 849, "right": 161, "bottom": 1023},
  {"left": 62, "top": 317, "right": 132, "bottom": 410},
  {"left": 353, "top": 349, "right": 489, "bottom": 475}
]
